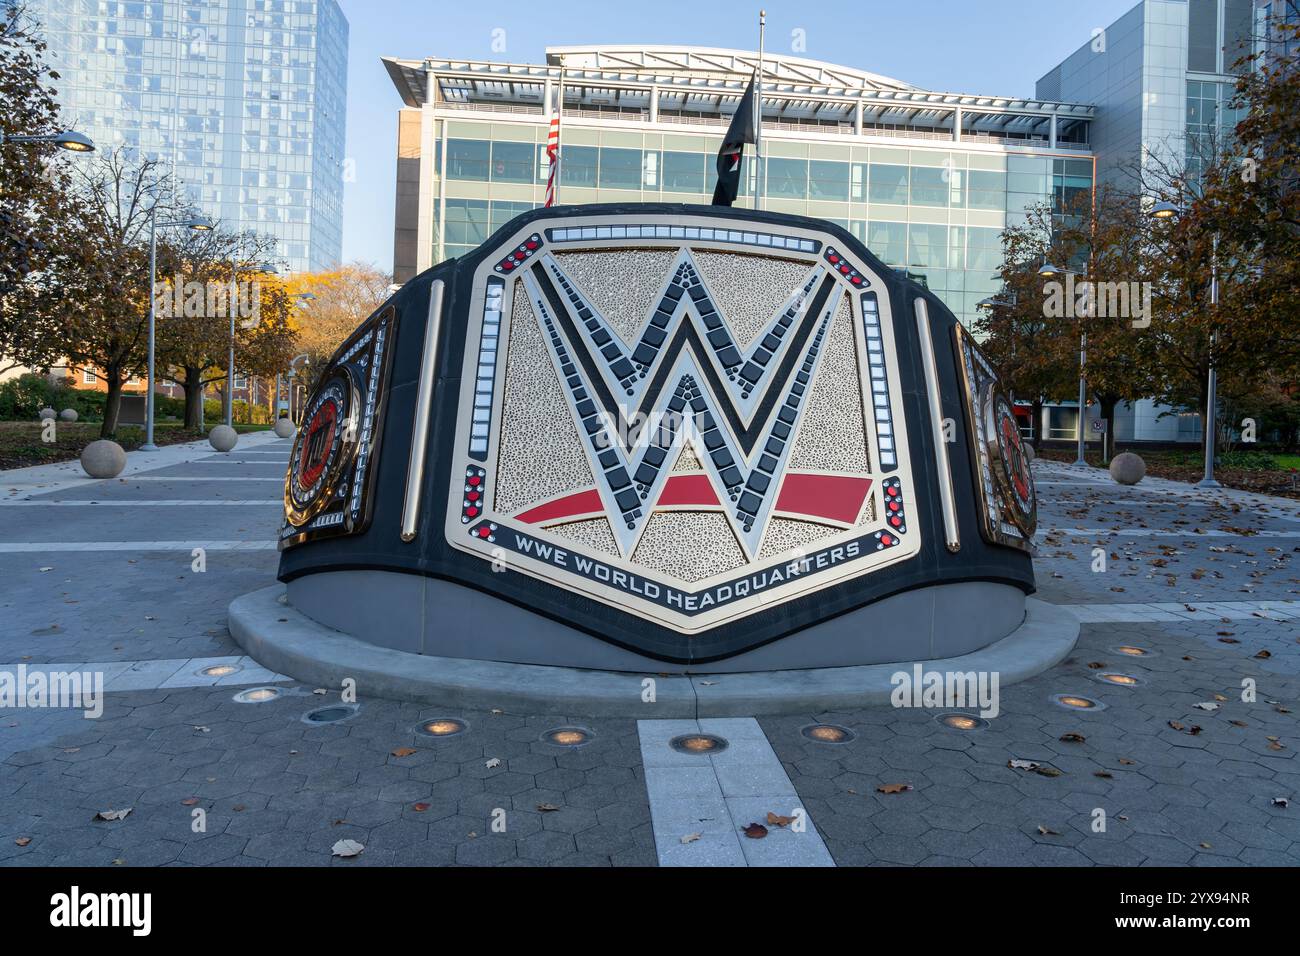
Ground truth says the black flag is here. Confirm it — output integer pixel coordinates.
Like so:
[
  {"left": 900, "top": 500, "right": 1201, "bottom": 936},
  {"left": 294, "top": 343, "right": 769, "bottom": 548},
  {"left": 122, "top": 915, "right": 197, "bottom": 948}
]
[{"left": 711, "top": 71, "right": 758, "bottom": 206}]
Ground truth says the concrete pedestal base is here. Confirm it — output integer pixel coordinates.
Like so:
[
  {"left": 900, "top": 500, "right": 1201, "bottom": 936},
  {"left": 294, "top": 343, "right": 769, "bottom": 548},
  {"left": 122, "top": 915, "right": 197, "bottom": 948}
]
[
  {"left": 228, "top": 585, "right": 1078, "bottom": 716},
  {"left": 283, "top": 570, "right": 1029, "bottom": 672}
]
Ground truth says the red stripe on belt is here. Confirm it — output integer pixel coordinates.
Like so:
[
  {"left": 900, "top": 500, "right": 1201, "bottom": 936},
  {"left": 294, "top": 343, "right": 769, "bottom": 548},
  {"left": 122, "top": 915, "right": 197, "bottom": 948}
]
[{"left": 516, "top": 474, "right": 871, "bottom": 526}]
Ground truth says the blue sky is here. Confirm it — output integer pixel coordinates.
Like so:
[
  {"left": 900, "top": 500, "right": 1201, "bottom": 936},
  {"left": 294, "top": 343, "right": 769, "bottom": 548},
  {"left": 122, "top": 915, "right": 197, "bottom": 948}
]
[{"left": 335, "top": 0, "right": 1140, "bottom": 272}]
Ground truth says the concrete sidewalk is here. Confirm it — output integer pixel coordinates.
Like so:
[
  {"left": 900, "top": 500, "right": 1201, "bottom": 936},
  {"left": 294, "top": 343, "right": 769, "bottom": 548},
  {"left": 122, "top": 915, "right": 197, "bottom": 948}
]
[{"left": 2, "top": 429, "right": 285, "bottom": 499}]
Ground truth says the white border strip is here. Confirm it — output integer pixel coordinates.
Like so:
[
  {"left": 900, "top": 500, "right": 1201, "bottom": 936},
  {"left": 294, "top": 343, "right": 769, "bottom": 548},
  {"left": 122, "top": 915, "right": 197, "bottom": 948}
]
[{"left": 914, "top": 298, "right": 960, "bottom": 552}]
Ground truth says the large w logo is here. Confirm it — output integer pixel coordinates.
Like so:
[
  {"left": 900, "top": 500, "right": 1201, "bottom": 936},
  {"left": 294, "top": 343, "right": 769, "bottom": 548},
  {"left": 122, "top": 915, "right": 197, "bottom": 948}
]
[{"left": 515, "top": 252, "right": 868, "bottom": 560}]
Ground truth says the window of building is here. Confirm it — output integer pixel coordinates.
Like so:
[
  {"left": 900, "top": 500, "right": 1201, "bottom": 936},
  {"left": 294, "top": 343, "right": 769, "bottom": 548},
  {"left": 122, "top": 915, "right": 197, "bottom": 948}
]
[
  {"left": 868, "top": 164, "right": 908, "bottom": 204},
  {"left": 560, "top": 145, "right": 598, "bottom": 187},
  {"left": 765, "top": 157, "right": 807, "bottom": 199},
  {"left": 1187, "top": 0, "right": 1219, "bottom": 72},
  {"left": 446, "top": 139, "right": 489, "bottom": 180},
  {"left": 808, "top": 160, "right": 850, "bottom": 202},
  {"left": 642, "top": 150, "right": 659, "bottom": 189},
  {"left": 82, "top": 369, "right": 97, "bottom": 385},
  {"left": 233, "top": 374, "right": 248, "bottom": 389},
  {"left": 867, "top": 221, "right": 907, "bottom": 265},
  {"left": 908, "top": 223, "right": 949, "bottom": 269},
  {"left": 967, "top": 169, "right": 1006, "bottom": 210},
  {"left": 598, "top": 147, "right": 642, "bottom": 190},
  {"left": 966, "top": 227, "right": 1004, "bottom": 273},
  {"left": 443, "top": 198, "right": 490, "bottom": 255},
  {"left": 490, "top": 141, "right": 534, "bottom": 183},
  {"left": 850, "top": 163, "right": 866, "bottom": 201},
  {"left": 909, "top": 166, "right": 949, "bottom": 207},
  {"left": 662, "top": 151, "right": 706, "bottom": 193}
]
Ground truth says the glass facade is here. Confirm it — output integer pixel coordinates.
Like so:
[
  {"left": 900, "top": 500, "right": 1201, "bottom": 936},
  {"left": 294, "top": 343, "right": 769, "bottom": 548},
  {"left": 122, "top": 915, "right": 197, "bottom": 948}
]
[
  {"left": 29, "top": 0, "right": 348, "bottom": 273},
  {"left": 430, "top": 122, "right": 1093, "bottom": 328}
]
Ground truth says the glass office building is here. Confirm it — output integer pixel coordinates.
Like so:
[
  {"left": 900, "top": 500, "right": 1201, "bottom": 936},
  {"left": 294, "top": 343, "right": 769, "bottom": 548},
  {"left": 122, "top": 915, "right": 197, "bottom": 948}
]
[
  {"left": 28, "top": 0, "right": 348, "bottom": 273},
  {"left": 384, "top": 46, "right": 1096, "bottom": 330},
  {"left": 1037, "top": 0, "right": 1266, "bottom": 186}
]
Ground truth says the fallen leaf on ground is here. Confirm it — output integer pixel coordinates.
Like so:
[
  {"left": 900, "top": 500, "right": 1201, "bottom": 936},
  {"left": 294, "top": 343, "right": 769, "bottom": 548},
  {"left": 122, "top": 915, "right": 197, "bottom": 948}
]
[
  {"left": 95, "top": 809, "right": 132, "bottom": 822},
  {"left": 485, "top": 757, "right": 501, "bottom": 769},
  {"left": 181, "top": 798, "right": 199, "bottom": 806},
  {"left": 680, "top": 832, "right": 701, "bottom": 844},
  {"left": 1273, "top": 797, "right": 1289, "bottom": 808},
  {"left": 1119, "top": 758, "right": 1136, "bottom": 765},
  {"left": 412, "top": 802, "right": 430, "bottom": 812},
  {"left": 14, "top": 837, "right": 31, "bottom": 846},
  {"left": 390, "top": 747, "right": 418, "bottom": 758},
  {"left": 877, "top": 783, "right": 912, "bottom": 794},
  {"left": 1037, "top": 825, "right": 1060, "bottom": 836},
  {"left": 766, "top": 811, "right": 796, "bottom": 827},
  {"left": 1094, "top": 771, "right": 1113, "bottom": 779},
  {"left": 1008, "top": 759, "right": 1040, "bottom": 771},
  {"left": 537, "top": 803, "right": 561, "bottom": 812},
  {"left": 1059, "top": 732, "right": 1086, "bottom": 743},
  {"left": 741, "top": 823, "right": 768, "bottom": 839},
  {"left": 331, "top": 839, "right": 364, "bottom": 858},
  {"left": 1193, "top": 702, "right": 1220, "bottom": 711},
  {"left": 312, "top": 688, "right": 327, "bottom": 695}
]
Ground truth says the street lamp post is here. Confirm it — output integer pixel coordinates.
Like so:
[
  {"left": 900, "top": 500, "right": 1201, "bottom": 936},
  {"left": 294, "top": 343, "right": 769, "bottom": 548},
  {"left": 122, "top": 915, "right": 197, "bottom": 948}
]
[
  {"left": 1149, "top": 199, "right": 1220, "bottom": 488},
  {"left": 274, "top": 293, "right": 316, "bottom": 420},
  {"left": 225, "top": 261, "right": 278, "bottom": 429},
  {"left": 0, "top": 130, "right": 95, "bottom": 152},
  {"left": 141, "top": 210, "right": 213, "bottom": 451},
  {"left": 1039, "top": 261, "right": 1090, "bottom": 466}
]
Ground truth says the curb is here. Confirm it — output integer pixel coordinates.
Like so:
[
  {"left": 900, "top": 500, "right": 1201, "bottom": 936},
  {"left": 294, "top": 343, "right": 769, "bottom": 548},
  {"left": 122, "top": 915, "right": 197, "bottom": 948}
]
[{"left": 228, "top": 586, "right": 1079, "bottom": 717}]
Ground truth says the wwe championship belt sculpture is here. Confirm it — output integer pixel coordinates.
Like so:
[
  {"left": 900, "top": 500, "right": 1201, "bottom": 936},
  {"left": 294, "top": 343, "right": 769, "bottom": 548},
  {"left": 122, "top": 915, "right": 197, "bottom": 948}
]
[{"left": 279, "top": 205, "right": 1035, "bottom": 671}]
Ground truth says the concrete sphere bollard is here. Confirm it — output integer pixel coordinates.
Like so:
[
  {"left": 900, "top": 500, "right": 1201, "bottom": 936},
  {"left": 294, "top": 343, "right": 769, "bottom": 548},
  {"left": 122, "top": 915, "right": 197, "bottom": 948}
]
[
  {"left": 1109, "top": 451, "right": 1146, "bottom": 485},
  {"left": 273, "top": 417, "right": 296, "bottom": 439},
  {"left": 208, "top": 424, "right": 239, "bottom": 452},
  {"left": 59, "top": 408, "right": 78, "bottom": 423},
  {"left": 80, "top": 439, "right": 126, "bottom": 479},
  {"left": 38, "top": 407, "right": 56, "bottom": 421}
]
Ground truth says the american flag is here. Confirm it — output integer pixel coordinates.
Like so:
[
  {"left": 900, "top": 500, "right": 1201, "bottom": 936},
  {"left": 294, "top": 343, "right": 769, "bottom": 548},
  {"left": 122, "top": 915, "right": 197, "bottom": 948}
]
[{"left": 544, "top": 112, "right": 560, "bottom": 207}]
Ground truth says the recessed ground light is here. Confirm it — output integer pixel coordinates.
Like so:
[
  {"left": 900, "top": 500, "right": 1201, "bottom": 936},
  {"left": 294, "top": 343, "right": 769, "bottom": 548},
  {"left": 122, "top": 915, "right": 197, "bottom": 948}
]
[
  {"left": 302, "top": 704, "right": 359, "bottom": 725},
  {"left": 936, "top": 713, "right": 989, "bottom": 731},
  {"left": 1096, "top": 672, "right": 1144, "bottom": 687},
  {"left": 1051, "top": 693, "right": 1106, "bottom": 711},
  {"left": 233, "top": 687, "right": 280, "bottom": 703},
  {"left": 416, "top": 717, "right": 467, "bottom": 738},
  {"left": 199, "top": 663, "right": 241, "bottom": 678},
  {"left": 669, "top": 733, "right": 728, "bottom": 754},
  {"left": 1114, "top": 645, "right": 1148, "bottom": 656},
  {"left": 542, "top": 726, "right": 593, "bottom": 747},
  {"left": 801, "top": 723, "right": 855, "bottom": 743}
]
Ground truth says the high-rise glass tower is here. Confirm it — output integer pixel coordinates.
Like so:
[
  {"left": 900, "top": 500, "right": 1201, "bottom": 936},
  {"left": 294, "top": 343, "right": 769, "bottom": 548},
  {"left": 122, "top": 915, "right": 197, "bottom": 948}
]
[{"left": 27, "top": 0, "right": 348, "bottom": 273}]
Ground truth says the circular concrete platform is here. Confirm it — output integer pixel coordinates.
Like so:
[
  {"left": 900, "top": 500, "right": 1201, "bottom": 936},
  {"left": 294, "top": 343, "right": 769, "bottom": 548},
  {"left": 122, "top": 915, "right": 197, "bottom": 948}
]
[{"left": 228, "top": 586, "right": 1079, "bottom": 717}]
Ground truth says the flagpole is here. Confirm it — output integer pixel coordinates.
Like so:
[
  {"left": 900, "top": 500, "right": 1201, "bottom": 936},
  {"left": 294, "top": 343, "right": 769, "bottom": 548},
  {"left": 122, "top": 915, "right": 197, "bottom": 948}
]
[
  {"left": 756, "top": 9, "right": 766, "bottom": 211},
  {"left": 555, "top": 65, "right": 564, "bottom": 205}
]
